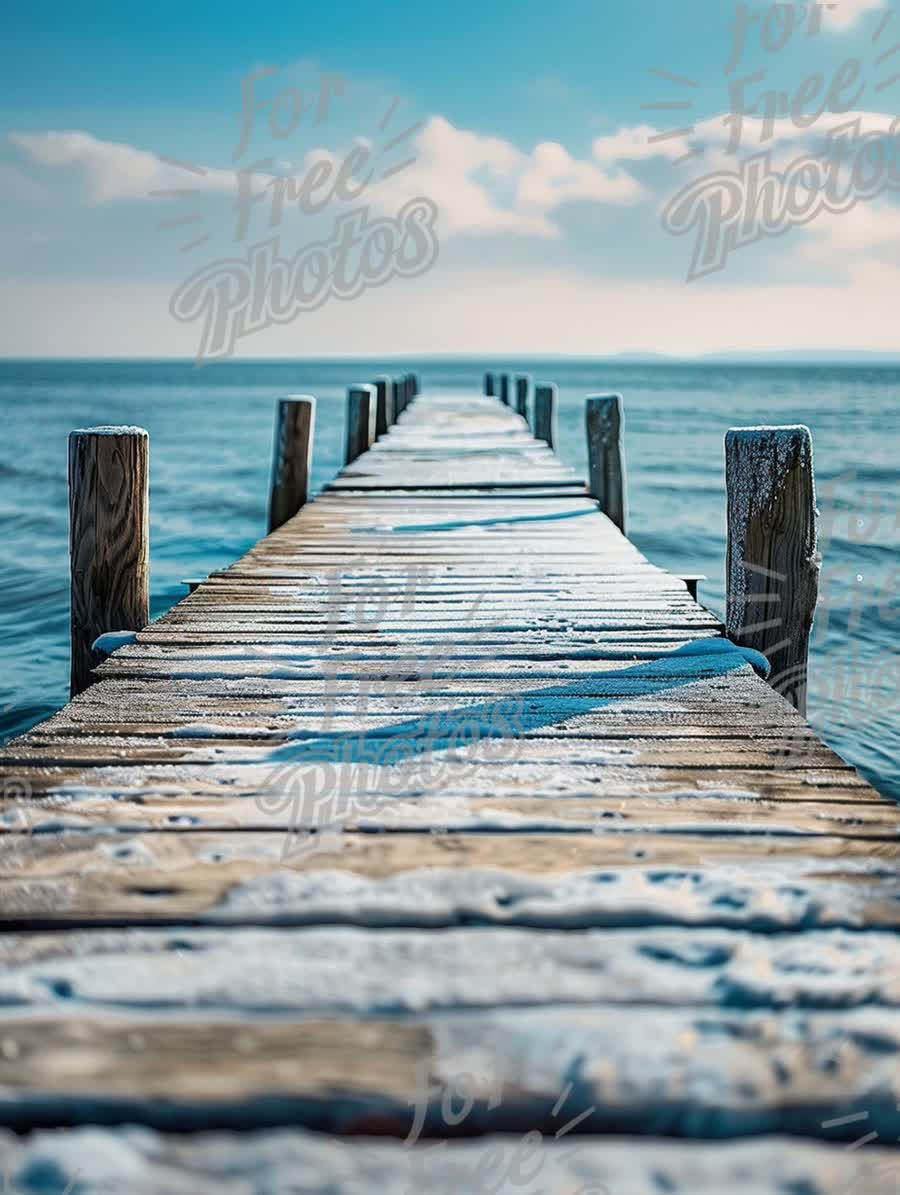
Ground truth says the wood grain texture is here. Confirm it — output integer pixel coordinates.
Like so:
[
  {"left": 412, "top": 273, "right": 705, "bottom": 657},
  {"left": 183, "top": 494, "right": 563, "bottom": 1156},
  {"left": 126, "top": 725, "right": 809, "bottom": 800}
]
[
  {"left": 68, "top": 427, "right": 149, "bottom": 697},
  {"left": 726, "top": 426, "right": 820, "bottom": 714},
  {"left": 0, "top": 1129, "right": 896, "bottom": 1194},
  {"left": 267, "top": 397, "right": 315, "bottom": 533},
  {"left": 3, "top": 387, "right": 895, "bottom": 1163},
  {"left": 534, "top": 383, "right": 557, "bottom": 449},
  {"left": 515, "top": 373, "right": 529, "bottom": 421},
  {"left": 344, "top": 385, "right": 376, "bottom": 465},
  {"left": 373, "top": 377, "right": 394, "bottom": 437},
  {"left": 586, "top": 394, "right": 627, "bottom": 535}
]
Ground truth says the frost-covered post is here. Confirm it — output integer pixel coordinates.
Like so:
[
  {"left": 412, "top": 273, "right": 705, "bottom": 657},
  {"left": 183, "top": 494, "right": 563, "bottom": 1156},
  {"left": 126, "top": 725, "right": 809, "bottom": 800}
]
[
  {"left": 68, "top": 426, "right": 149, "bottom": 697},
  {"left": 515, "top": 375, "right": 529, "bottom": 422},
  {"left": 534, "top": 384, "right": 557, "bottom": 450},
  {"left": 499, "top": 374, "right": 510, "bottom": 406},
  {"left": 268, "top": 396, "right": 315, "bottom": 533},
  {"left": 345, "top": 384, "right": 376, "bottom": 464},
  {"left": 586, "top": 395, "right": 627, "bottom": 535},
  {"left": 374, "top": 377, "right": 394, "bottom": 437},
  {"left": 725, "top": 426, "right": 819, "bottom": 713},
  {"left": 484, "top": 372, "right": 495, "bottom": 396}
]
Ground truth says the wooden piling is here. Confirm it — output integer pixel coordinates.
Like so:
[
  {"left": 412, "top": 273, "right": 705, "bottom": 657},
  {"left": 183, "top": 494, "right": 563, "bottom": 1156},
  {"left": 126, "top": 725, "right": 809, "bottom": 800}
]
[
  {"left": 534, "top": 384, "right": 557, "bottom": 450},
  {"left": 679, "top": 574, "right": 706, "bottom": 603},
  {"left": 499, "top": 374, "right": 510, "bottom": 406},
  {"left": 374, "top": 378, "right": 394, "bottom": 437},
  {"left": 725, "top": 426, "right": 820, "bottom": 714},
  {"left": 68, "top": 426, "right": 150, "bottom": 698},
  {"left": 484, "top": 372, "right": 495, "bottom": 397},
  {"left": 7, "top": 388, "right": 892, "bottom": 1180},
  {"left": 345, "top": 384, "right": 377, "bottom": 464},
  {"left": 515, "top": 375, "right": 529, "bottom": 422},
  {"left": 586, "top": 395, "right": 627, "bottom": 535},
  {"left": 268, "top": 397, "right": 316, "bottom": 534}
]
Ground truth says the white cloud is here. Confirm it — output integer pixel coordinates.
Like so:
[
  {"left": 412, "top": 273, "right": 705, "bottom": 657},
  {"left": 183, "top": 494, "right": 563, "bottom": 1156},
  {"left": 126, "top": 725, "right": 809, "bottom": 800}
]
[
  {"left": 819, "top": 0, "right": 887, "bottom": 31},
  {"left": 8, "top": 130, "right": 235, "bottom": 203},
  {"left": 367, "top": 116, "right": 643, "bottom": 239},
  {"left": 593, "top": 124, "right": 690, "bottom": 164},
  {"left": 592, "top": 108, "right": 900, "bottom": 175},
  {"left": 9, "top": 118, "right": 645, "bottom": 241}
]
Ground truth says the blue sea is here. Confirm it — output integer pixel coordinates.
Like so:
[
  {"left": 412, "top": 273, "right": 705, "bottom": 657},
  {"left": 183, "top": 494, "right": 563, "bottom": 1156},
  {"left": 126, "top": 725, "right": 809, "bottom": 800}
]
[{"left": 0, "top": 359, "right": 896, "bottom": 800}]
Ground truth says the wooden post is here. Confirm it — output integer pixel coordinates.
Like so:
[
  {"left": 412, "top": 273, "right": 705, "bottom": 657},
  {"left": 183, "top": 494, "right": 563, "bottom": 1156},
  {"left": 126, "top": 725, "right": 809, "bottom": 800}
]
[
  {"left": 725, "top": 426, "right": 820, "bottom": 714},
  {"left": 679, "top": 574, "right": 706, "bottom": 602},
  {"left": 345, "top": 384, "right": 376, "bottom": 464},
  {"left": 534, "top": 384, "right": 557, "bottom": 450},
  {"left": 68, "top": 426, "right": 150, "bottom": 698},
  {"left": 374, "top": 377, "right": 394, "bottom": 437},
  {"left": 484, "top": 372, "right": 495, "bottom": 396},
  {"left": 398, "top": 376, "right": 408, "bottom": 415},
  {"left": 515, "top": 375, "right": 529, "bottom": 421},
  {"left": 409, "top": 373, "right": 419, "bottom": 398},
  {"left": 499, "top": 374, "right": 510, "bottom": 406},
  {"left": 586, "top": 395, "right": 627, "bottom": 535},
  {"left": 268, "top": 396, "right": 315, "bottom": 533}
]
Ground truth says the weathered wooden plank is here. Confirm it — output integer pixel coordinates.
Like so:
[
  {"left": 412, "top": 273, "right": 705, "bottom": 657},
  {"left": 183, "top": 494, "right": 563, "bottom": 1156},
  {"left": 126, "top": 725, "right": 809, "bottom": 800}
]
[
  {"left": 1, "top": 1129, "right": 897, "bottom": 1195},
  {"left": 0, "top": 1005, "right": 899, "bottom": 1138},
  {"left": 2, "top": 790, "right": 890, "bottom": 838},
  {"left": 2, "top": 831, "right": 898, "bottom": 930},
  {"left": 4, "top": 924, "right": 900, "bottom": 1013},
  {"left": 1, "top": 386, "right": 893, "bottom": 1159}
]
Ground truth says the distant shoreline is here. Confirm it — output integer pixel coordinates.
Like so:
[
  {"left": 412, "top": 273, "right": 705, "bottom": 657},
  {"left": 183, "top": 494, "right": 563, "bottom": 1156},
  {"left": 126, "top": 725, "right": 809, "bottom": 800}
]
[{"left": 2, "top": 353, "right": 900, "bottom": 366}]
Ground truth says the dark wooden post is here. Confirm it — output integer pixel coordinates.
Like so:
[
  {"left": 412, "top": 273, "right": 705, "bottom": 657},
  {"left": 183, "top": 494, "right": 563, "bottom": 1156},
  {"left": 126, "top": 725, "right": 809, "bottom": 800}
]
[
  {"left": 346, "top": 384, "right": 376, "bottom": 464},
  {"left": 586, "top": 395, "right": 627, "bottom": 535},
  {"left": 499, "top": 374, "right": 510, "bottom": 406},
  {"left": 725, "top": 426, "right": 820, "bottom": 713},
  {"left": 398, "top": 376, "right": 408, "bottom": 415},
  {"left": 68, "top": 426, "right": 150, "bottom": 697},
  {"left": 484, "top": 372, "right": 495, "bottom": 396},
  {"left": 679, "top": 574, "right": 706, "bottom": 602},
  {"left": 374, "top": 377, "right": 394, "bottom": 437},
  {"left": 515, "top": 375, "right": 529, "bottom": 421},
  {"left": 409, "top": 373, "right": 419, "bottom": 398},
  {"left": 268, "top": 396, "right": 315, "bottom": 533},
  {"left": 534, "top": 384, "right": 557, "bottom": 450}
]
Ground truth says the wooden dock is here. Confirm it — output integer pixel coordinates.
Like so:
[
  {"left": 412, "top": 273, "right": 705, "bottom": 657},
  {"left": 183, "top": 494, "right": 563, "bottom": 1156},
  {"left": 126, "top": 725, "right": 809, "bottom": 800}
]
[{"left": 1, "top": 387, "right": 899, "bottom": 1191}]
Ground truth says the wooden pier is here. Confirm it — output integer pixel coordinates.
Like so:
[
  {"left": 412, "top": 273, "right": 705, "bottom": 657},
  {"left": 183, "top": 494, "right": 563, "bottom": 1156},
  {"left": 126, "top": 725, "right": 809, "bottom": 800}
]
[{"left": 1, "top": 383, "right": 899, "bottom": 1191}]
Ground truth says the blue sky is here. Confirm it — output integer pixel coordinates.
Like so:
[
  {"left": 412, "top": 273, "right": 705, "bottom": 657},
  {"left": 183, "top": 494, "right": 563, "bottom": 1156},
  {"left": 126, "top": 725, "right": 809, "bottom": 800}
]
[{"left": 2, "top": 0, "right": 899, "bottom": 356}]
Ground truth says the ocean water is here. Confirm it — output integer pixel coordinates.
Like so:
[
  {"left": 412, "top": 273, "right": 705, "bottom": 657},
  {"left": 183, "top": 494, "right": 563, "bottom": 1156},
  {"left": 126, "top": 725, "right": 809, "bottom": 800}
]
[{"left": 0, "top": 359, "right": 896, "bottom": 800}]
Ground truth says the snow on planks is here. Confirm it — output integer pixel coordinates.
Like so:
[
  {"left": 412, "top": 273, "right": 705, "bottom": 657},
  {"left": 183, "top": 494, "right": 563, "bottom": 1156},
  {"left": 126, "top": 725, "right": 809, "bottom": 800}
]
[{"left": 1, "top": 389, "right": 899, "bottom": 1190}]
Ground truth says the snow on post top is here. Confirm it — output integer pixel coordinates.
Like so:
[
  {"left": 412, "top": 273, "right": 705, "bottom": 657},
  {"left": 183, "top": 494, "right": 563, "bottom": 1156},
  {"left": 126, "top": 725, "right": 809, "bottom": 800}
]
[{"left": 70, "top": 426, "right": 149, "bottom": 437}]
